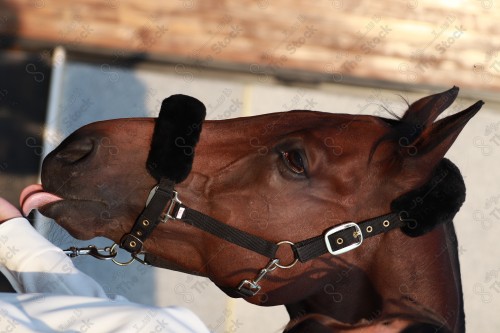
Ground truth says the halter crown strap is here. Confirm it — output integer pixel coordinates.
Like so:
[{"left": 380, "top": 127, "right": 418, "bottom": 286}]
[{"left": 292, "top": 213, "right": 404, "bottom": 262}]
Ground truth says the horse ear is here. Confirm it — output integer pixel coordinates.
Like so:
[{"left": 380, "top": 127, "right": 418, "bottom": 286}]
[
  {"left": 387, "top": 89, "right": 483, "bottom": 236},
  {"left": 397, "top": 87, "right": 483, "bottom": 170},
  {"left": 401, "top": 86, "right": 459, "bottom": 136}
]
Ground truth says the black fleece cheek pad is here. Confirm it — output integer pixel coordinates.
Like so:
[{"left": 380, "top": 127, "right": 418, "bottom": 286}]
[
  {"left": 147, "top": 94, "right": 206, "bottom": 182},
  {"left": 391, "top": 158, "right": 466, "bottom": 237}
]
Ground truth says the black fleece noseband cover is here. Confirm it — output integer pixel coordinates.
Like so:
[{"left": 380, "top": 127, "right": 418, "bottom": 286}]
[
  {"left": 147, "top": 94, "right": 206, "bottom": 182},
  {"left": 391, "top": 158, "right": 466, "bottom": 237}
]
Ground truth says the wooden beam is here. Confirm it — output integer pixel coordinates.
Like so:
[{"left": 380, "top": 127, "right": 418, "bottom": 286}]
[{"left": 2, "top": 0, "right": 500, "bottom": 92}]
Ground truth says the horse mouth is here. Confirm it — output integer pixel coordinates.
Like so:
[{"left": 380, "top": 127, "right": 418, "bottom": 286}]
[
  {"left": 20, "top": 184, "right": 64, "bottom": 216},
  {"left": 20, "top": 184, "right": 108, "bottom": 217}
]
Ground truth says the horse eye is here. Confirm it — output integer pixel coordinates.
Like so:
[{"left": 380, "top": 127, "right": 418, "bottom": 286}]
[{"left": 281, "top": 150, "right": 306, "bottom": 175}]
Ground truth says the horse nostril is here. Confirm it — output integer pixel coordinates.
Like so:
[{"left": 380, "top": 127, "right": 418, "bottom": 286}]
[{"left": 55, "top": 137, "right": 95, "bottom": 164}]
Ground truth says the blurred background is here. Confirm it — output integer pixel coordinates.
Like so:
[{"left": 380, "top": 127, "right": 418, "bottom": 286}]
[{"left": 1, "top": 0, "right": 500, "bottom": 332}]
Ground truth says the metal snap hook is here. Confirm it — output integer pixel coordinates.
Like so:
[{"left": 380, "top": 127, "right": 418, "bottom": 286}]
[
  {"left": 63, "top": 245, "right": 117, "bottom": 260},
  {"left": 237, "top": 258, "right": 280, "bottom": 297}
]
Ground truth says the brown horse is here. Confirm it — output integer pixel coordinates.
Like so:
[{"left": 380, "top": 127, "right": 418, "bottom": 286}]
[{"left": 23, "top": 87, "right": 482, "bottom": 332}]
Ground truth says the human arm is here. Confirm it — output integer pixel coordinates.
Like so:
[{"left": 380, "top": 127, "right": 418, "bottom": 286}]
[
  {"left": 0, "top": 198, "right": 209, "bottom": 332},
  {"left": 0, "top": 197, "right": 116, "bottom": 297}
]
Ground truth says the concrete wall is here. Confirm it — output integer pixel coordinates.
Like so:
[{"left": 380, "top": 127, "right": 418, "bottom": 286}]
[{"left": 39, "top": 51, "right": 500, "bottom": 332}]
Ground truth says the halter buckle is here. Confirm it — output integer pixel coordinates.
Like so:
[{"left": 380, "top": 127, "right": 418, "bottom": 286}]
[
  {"left": 324, "top": 222, "right": 363, "bottom": 255},
  {"left": 161, "top": 190, "right": 184, "bottom": 223}
]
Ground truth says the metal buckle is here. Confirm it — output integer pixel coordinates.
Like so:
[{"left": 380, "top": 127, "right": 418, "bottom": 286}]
[
  {"left": 161, "top": 190, "right": 184, "bottom": 222},
  {"left": 147, "top": 186, "right": 184, "bottom": 223},
  {"left": 324, "top": 222, "right": 363, "bottom": 255}
]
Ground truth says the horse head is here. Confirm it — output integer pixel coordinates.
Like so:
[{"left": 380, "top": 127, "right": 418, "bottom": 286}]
[{"left": 24, "top": 86, "right": 482, "bottom": 331}]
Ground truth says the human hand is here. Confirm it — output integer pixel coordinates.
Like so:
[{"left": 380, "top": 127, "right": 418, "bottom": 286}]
[{"left": 0, "top": 198, "right": 22, "bottom": 223}]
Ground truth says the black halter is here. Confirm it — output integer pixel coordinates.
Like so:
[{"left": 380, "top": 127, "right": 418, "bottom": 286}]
[
  {"left": 119, "top": 179, "right": 405, "bottom": 297},
  {"left": 119, "top": 158, "right": 464, "bottom": 298},
  {"left": 122, "top": 180, "right": 407, "bottom": 262},
  {"left": 113, "top": 94, "right": 466, "bottom": 298}
]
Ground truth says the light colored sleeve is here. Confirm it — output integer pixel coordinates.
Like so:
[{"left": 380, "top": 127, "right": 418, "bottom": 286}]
[
  {"left": 0, "top": 217, "right": 210, "bottom": 333},
  {"left": 0, "top": 217, "right": 115, "bottom": 299},
  {"left": 0, "top": 293, "right": 210, "bottom": 333}
]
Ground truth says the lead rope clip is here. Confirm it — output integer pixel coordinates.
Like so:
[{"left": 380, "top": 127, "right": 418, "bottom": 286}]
[
  {"left": 237, "top": 259, "right": 280, "bottom": 297},
  {"left": 63, "top": 245, "right": 117, "bottom": 260}
]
